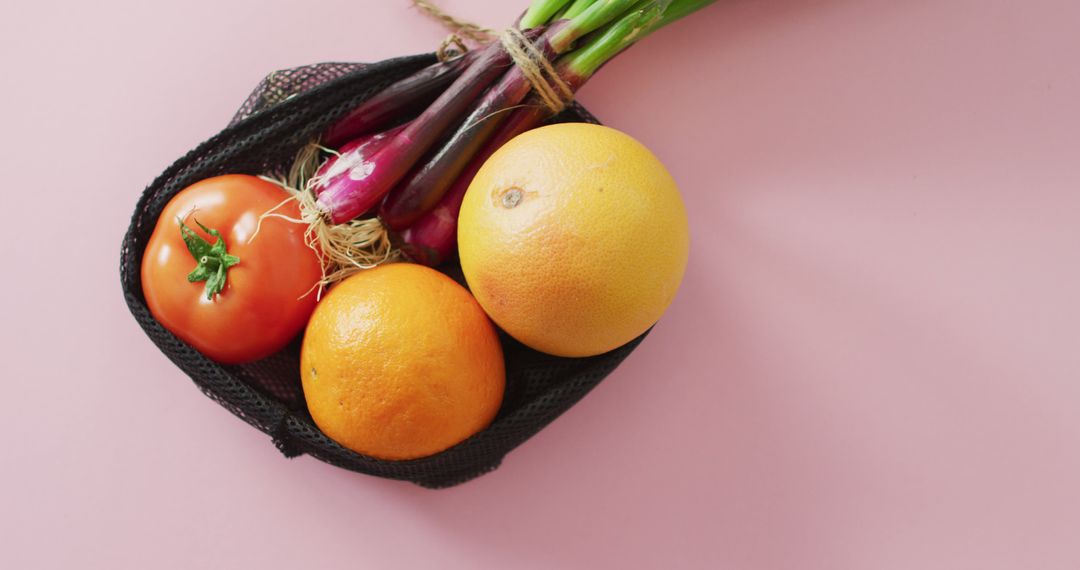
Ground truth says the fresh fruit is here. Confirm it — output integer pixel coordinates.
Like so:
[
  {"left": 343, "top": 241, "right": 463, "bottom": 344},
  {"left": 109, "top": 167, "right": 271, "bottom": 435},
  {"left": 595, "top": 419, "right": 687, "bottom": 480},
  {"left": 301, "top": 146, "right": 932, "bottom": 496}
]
[
  {"left": 457, "top": 123, "right": 689, "bottom": 357},
  {"left": 300, "top": 263, "right": 505, "bottom": 460},
  {"left": 141, "top": 174, "right": 322, "bottom": 364}
]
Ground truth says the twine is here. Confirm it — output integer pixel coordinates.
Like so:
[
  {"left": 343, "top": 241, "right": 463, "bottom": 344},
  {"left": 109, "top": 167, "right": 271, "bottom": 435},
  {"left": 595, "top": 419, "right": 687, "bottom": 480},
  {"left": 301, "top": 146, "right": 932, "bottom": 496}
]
[
  {"left": 435, "top": 34, "right": 468, "bottom": 62},
  {"left": 412, "top": 0, "right": 574, "bottom": 112},
  {"left": 411, "top": 0, "right": 496, "bottom": 44},
  {"left": 499, "top": 27, "right": 574, "bottom": 113}
]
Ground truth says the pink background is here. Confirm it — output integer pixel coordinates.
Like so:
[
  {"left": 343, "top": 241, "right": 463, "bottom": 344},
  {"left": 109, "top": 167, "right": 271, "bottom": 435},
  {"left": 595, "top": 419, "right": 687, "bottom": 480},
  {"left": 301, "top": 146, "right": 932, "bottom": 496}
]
[{"left": 3, "top": 0, "right": 1079, "bottom": 568}]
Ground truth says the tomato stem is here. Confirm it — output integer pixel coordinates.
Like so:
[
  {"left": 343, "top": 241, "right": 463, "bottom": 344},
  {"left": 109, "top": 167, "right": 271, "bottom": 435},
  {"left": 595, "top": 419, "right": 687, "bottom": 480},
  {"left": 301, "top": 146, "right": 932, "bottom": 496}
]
[{"left": 178, "top": 217, "right": 240, "bottom": 300}]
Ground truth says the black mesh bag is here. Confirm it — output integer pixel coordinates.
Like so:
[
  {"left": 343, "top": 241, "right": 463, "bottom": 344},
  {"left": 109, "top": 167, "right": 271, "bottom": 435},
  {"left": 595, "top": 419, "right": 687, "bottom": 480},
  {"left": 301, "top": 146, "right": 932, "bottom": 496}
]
[{"left": 119, "top": 53, "right": 648, "bottom": 488}]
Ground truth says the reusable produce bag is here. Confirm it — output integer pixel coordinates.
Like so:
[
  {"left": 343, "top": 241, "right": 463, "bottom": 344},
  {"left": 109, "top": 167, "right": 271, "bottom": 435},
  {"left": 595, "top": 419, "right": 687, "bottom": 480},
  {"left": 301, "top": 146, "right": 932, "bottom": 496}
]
[{"left": 120, "top": 54, "right": 646, "bottom": 488}]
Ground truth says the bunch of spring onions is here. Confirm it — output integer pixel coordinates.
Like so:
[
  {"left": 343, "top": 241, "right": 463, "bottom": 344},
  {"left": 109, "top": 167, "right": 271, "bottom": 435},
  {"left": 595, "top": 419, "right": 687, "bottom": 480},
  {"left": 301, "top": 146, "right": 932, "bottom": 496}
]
[{"left": 294, "top": 0, "right": 716, "bottom": 279}]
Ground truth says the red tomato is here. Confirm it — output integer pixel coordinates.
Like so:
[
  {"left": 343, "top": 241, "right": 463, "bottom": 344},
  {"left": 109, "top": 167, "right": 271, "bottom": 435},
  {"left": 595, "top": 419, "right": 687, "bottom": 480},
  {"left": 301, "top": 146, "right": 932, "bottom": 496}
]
[{"left": 141, "top": 175, "right": 322, "bottom": 364}]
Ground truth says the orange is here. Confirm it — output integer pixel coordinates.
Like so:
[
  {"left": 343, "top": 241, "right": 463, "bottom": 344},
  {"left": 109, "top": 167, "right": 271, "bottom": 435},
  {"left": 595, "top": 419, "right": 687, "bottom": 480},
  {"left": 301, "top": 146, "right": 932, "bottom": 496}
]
[
  {"left": 457, "top": 123, "right": 689, "bottom": 357},
  {"left": 300, "top": 263, "right": 504, "bottom": 460}
]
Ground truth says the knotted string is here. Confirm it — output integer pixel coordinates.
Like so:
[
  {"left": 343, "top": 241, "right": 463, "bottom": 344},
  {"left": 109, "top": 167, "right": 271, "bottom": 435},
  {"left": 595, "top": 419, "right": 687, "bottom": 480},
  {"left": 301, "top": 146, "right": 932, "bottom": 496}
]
[
  {"left": 412, "top": 0, "right": 574, "bottom": 112},
  {"left": 435, "top": 34, "right": 468, "bottom": 62},
  {"left": 411, "top": 0, "right": 497, "bottom": 43},
  {"left": 412, "top": 0, "right": 496, "bottom": 58},
  {"left": 499, "top": 27, "right": 574, "bottom": 113}
]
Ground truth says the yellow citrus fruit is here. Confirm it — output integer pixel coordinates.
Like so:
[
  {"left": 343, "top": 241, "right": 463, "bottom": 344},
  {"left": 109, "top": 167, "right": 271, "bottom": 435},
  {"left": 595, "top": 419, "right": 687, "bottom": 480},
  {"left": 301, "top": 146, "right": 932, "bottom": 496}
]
[
  {"left": 300, "top": 263, "right": 504, "bottom": 460},
  {"left": 458, "top": 123, "right": 689, "bottom": 357}
]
